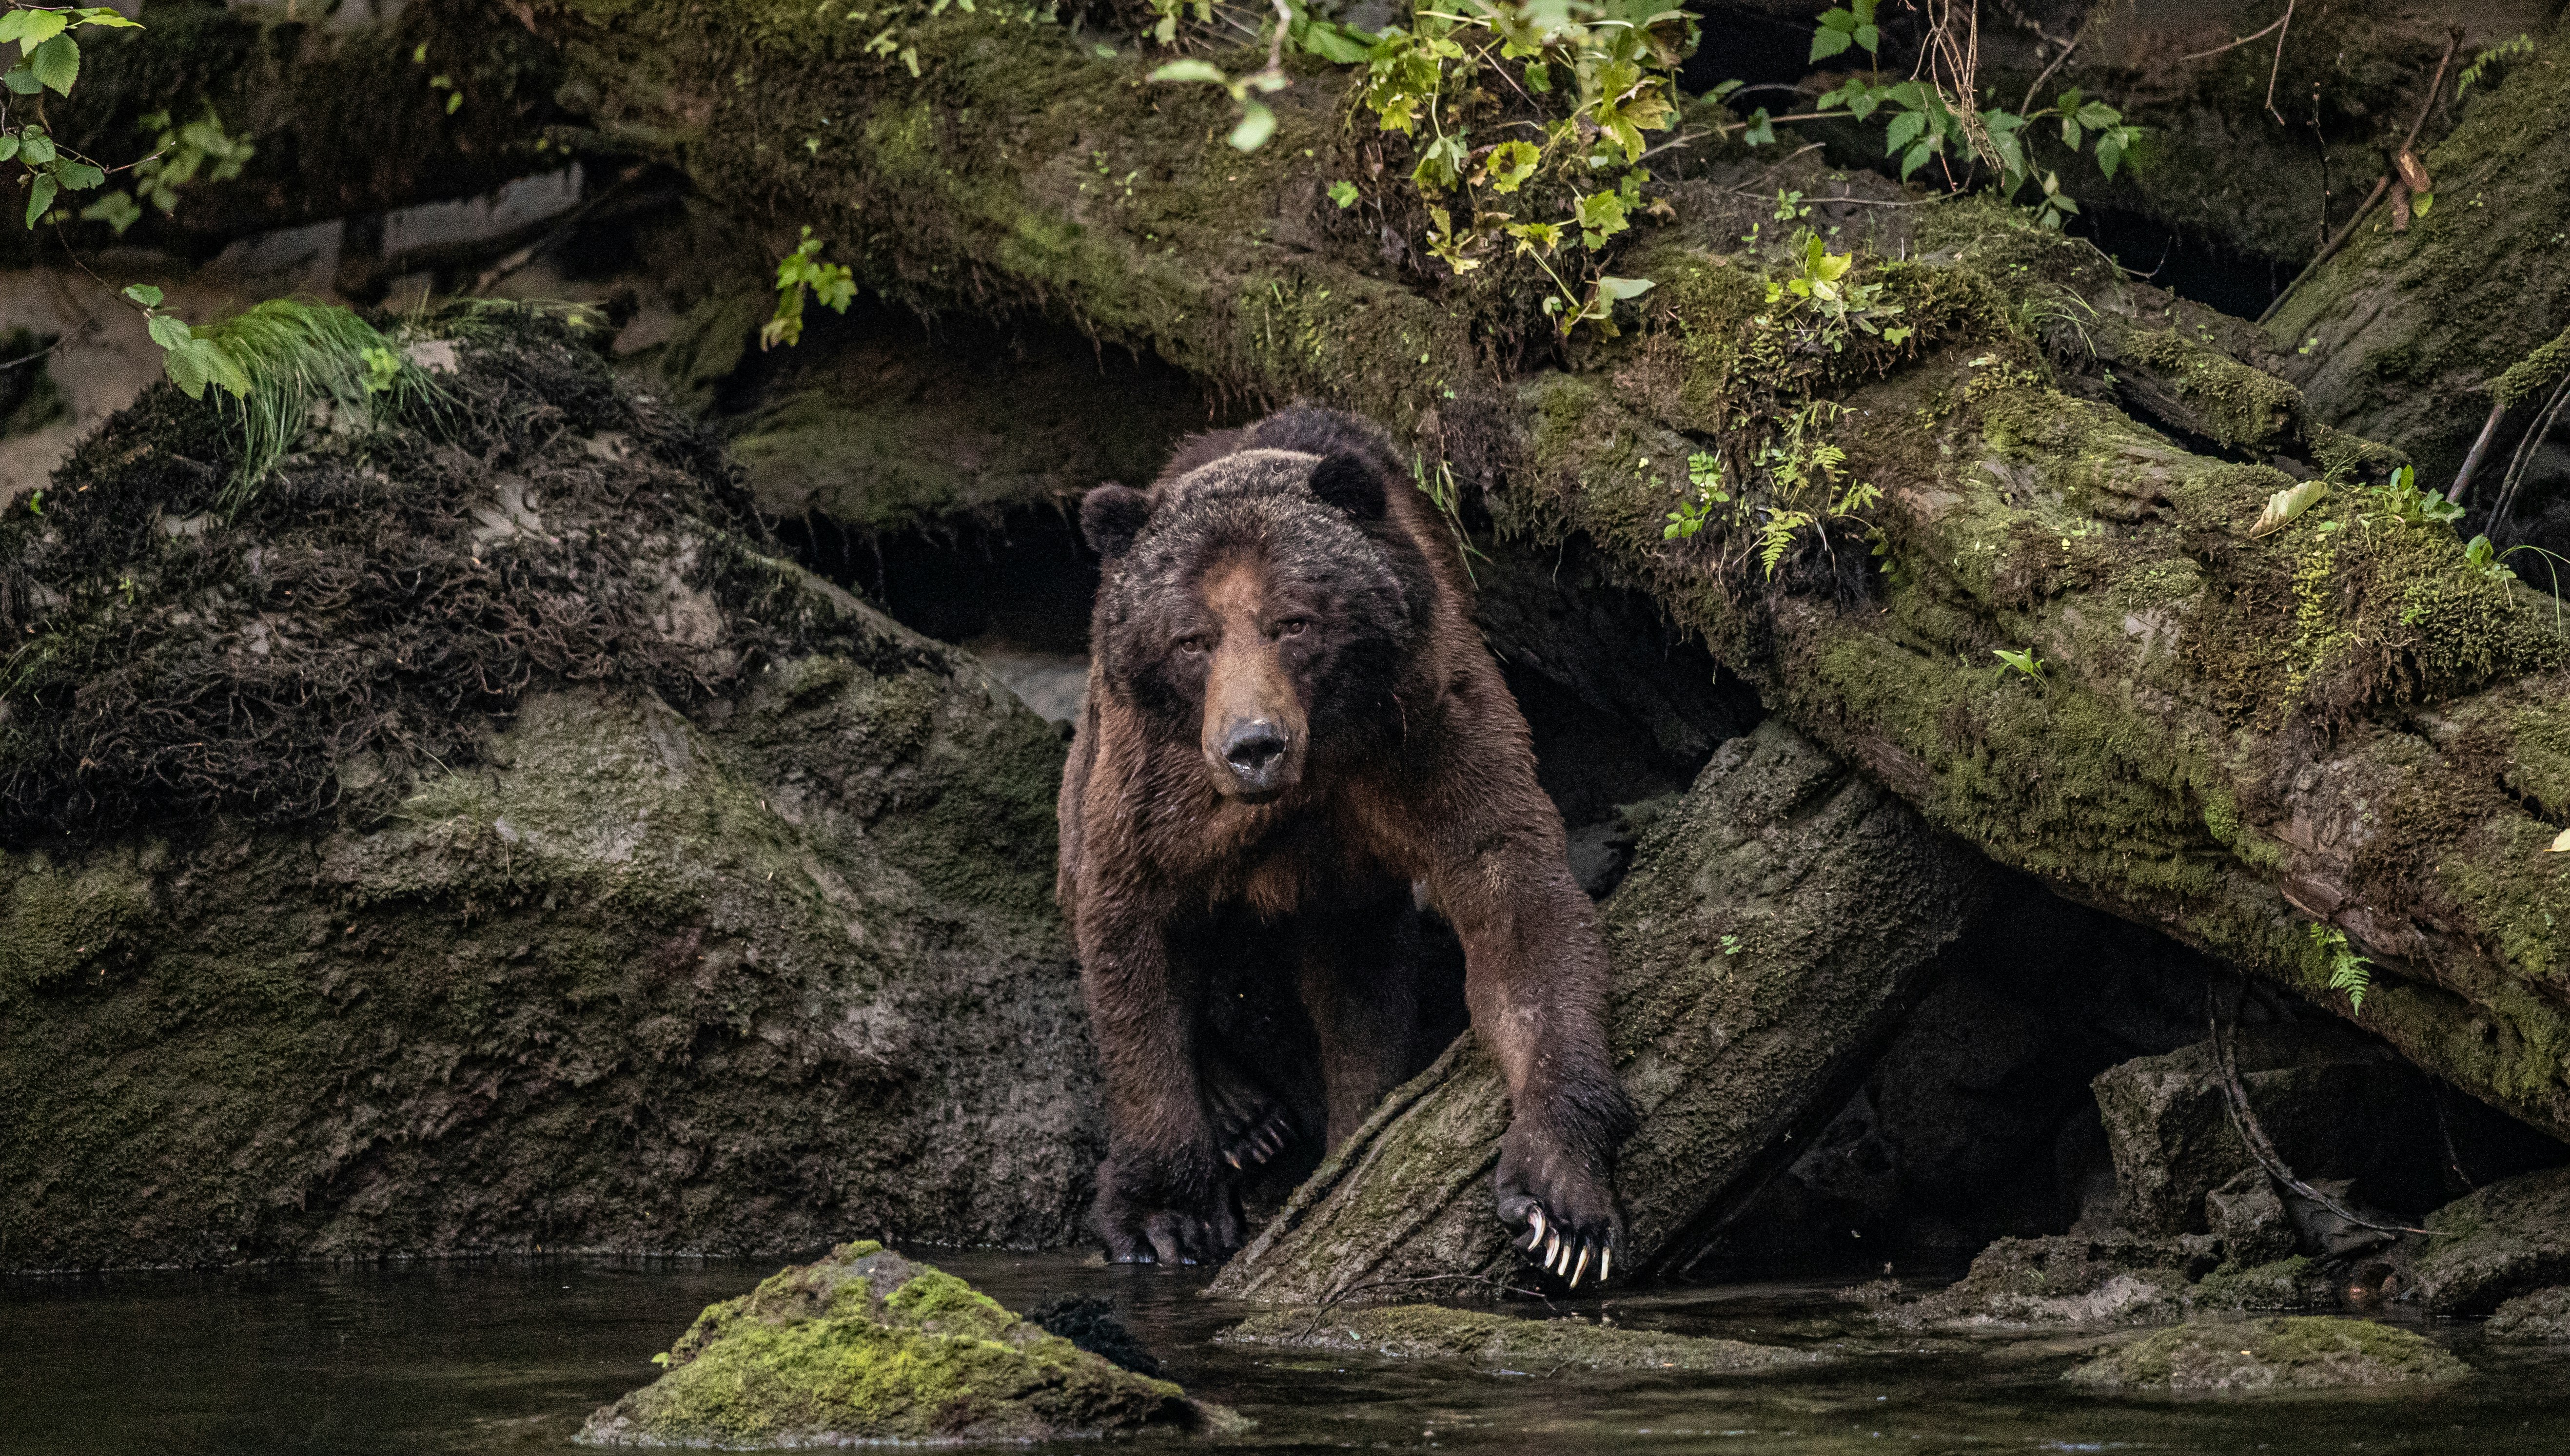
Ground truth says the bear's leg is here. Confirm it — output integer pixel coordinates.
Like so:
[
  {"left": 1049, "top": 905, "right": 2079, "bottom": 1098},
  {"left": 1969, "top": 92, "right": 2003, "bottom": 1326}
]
[
  {"left": 1294, "top": 885, "right": 1431, "bottom": 1151},
  {"left": 1077, "top": 908, "right": 1245, "bottom": 1265}
]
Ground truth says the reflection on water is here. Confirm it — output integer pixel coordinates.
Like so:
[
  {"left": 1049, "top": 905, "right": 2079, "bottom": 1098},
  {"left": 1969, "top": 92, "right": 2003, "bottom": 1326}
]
[{"left": 5, "top": 1248, "right": 2569, "bottom": 1455}]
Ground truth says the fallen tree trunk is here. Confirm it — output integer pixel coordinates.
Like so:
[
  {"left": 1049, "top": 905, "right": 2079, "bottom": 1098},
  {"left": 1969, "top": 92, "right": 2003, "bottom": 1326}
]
[
  {"left": 1212, "top": 721, "right": 1985, "bottom": 1302},
  {"left": 528, "top": 4, "right": 2570, "bottom": 1158},
  {"left": 2266, "top": 12, "right": 2570, "bottom": 486}
]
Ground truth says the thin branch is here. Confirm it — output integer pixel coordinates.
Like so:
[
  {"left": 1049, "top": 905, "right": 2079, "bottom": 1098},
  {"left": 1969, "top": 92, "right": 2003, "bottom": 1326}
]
[
  {"left": 2207, "top": 990, "right": 2433, "bottom": 1239},
  {"left": 2179, "top": 9, "right": 2290, "bottom": 63},
  {"left": 2256, "top": 174, "right": 2385, "bottom": 326},
  {"left": 2019, "top": 35, "right": 2079, "bottom": 116},
  {"left": 2264, "top": 0, "right": 2296, "bottom": 125}
]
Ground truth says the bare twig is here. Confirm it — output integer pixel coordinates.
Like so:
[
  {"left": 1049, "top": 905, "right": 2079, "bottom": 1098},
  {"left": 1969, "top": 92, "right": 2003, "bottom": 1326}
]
[
  {"left": 2256, "top": 174, "right": 2386, "bottom": 326},
  {"left": 2447, "top": 400, "right": 2508, "bottom": 504},
  {"left": 2488, "top": 370, "right": 2570, "bottom": 532},
  {"left": 2398, "top": 31, "right": 2464, "bottom": 160},
  {"left": 2179, "top": 9, "right": 2291, "bottom": 63},
  {"left": 2263, "top": 0, "right": 2296, "bottom": 124},
  {"left": 2019, "top": 35, "right": 2079, "bottom": 116},
  {"left": 2207, "top": 990, "right": 2433, "bottom": 1238}
]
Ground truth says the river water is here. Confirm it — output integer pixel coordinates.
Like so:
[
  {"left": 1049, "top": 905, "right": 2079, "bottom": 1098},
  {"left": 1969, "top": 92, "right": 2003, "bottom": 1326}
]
[{"left": 6, "top": 1249, "right": 2569, "bottom": 1455}]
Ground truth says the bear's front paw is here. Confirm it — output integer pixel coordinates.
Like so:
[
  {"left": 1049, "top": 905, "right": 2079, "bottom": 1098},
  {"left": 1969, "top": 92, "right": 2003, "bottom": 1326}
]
[
  {"left": 1494, "top": 1130, "right": 1622, "bottom": 1289},
  {"left": 1093, "top": 1151, "right": 1244, "bottom": 1267}
]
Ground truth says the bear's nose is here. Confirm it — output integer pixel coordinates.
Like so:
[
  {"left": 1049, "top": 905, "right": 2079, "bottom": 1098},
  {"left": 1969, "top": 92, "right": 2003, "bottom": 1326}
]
[{"left": 1221, "top": 719, "right": 1288, "bottom": 786}]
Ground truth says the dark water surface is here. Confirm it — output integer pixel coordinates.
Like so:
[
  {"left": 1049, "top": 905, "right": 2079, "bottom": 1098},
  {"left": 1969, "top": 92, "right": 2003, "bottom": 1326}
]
[{"left": 7, "top": 1249, "right": 2570, "bottom": 1455}]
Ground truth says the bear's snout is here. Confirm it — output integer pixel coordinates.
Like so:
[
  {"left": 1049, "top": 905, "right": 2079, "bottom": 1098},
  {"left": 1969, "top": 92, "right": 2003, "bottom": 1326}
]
[{"left": 1216, "top": 717, "right": 1293, "bottom": 797}]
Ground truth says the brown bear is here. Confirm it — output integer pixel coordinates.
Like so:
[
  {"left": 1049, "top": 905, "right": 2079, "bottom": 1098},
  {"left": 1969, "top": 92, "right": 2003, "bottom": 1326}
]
[{"left": 1058, "top": 405, "right": 1632, "bottom": 1283}]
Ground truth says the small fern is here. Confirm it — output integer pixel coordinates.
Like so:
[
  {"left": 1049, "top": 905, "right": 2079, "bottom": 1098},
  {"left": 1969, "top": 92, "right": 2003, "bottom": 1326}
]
[{"left": 2311, "top": 924, "right": 2374, "bottom": 1013}]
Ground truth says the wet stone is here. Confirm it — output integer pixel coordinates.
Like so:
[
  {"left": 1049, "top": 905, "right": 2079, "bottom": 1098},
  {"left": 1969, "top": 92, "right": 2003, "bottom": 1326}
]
[
  {"left": 578, "top": 1242, "right": 1232, "bottom": 1447},
  {"left": 2487, "top": 1287, "right": 2570, "bottom": 1344},
  {"left": 2415, "top": 1167, "right": 2570, "bottom": 1316},
  {"left": 1219, "top": 1303, "right": 1830, "bottom": 1374},
  {"left": 2063, "top": 1316, "right": 2469, "bottom": 1392}
]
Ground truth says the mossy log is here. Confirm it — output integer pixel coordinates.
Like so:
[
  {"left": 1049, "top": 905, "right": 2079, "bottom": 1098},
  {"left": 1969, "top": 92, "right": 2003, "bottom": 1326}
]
[
  {"left": 1212, "top": 721, "right": 1985, "bottom": 1301},
  {"left": 39, "top": 1, "right": 560, "bottom": 259},
  {"left": 2266, "top": 12, "right": 2570, "bottom": 484},
  {"left": 526, "top": 4, "right": 2570, "bottom": 1165}
]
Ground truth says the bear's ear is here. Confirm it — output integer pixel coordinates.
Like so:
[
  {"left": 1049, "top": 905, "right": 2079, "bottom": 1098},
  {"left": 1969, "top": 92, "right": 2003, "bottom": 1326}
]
[
  {"left": 1081, "top": 484, "right": 1155, "bottom": 559},
  {"left": 1309, "top": 452, "right": 1386, "bottom": 522}
]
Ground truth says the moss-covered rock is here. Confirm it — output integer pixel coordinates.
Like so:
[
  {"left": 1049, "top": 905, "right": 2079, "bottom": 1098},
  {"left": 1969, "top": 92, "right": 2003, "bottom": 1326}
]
[
  {"left": 579, "top": 1242, "right": 1227, "bottom": 1446},
  {"left": 0, "top": 306, "right": 1098, "bottom": 1267},
  {"left": 2414, "top": 1167, "right": 2570, "bottom": 1316},
  {"left": 2487, "top": 1285, "right": 2570, "bottom": 1342},
  {"left": 2190, "top": 1257, "right": 2340, "bottom": 1313},
  {"left": 2064, "top": 1316, "right": 2469, "bottom": 1391},
  {"left": 1874, "top": 1233, "right": 2203, "bottom": 1330},
  {"left": 1219, "top": 1303, "right": 1828, "bottom": 1374}
]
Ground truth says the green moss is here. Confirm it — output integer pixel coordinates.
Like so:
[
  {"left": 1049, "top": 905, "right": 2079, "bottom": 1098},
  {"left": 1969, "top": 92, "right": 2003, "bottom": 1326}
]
[
  {"left": 2191, "top": 1258, "right": 2330, "bottom": 1312},
  {"left": 1222, "top": 1303, "right": 1825, "bottom": 1373},
  {"left": 585, "top": 1244, "right": 1210, "bottom": 1446},
  {"left": 2067, "top": 1316, "right": 2469, "bottom": 1390},
  {"left": 2121, "top": 329, "right": 2305, "bottom": 453}
]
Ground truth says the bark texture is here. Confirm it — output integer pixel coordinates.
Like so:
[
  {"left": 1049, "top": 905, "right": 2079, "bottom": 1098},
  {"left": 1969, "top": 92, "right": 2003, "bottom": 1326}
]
[{"left": 1210, "top": 721, "right": 1984, "bottom": 1302}]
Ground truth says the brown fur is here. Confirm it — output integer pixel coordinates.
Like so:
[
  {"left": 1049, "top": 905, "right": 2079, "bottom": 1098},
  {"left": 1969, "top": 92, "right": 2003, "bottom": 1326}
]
[{"left": 1059, "top": 406, "right": 1631, "bottom": 1274}]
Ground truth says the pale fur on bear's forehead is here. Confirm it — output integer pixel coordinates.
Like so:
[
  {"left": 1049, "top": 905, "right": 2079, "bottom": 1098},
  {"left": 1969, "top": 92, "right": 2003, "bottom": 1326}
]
[{"left": 1158, "top": 447, "right": 1324, "bottom": 506}]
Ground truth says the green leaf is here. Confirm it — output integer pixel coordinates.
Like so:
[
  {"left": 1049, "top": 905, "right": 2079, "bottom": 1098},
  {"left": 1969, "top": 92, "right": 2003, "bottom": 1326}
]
[
  {"left": 1327, "top": 179, "right": 1359, "bottom": 209},
  {"left": 1148, "top": 59, "right": 1227, "bottom": 84},
  {"left": 0, "top": 135, "right": 16, "bottom": 163},
  {"left": 1485, "top": 139, "right": 1539, "bottom": 193},
  {"left": 10, "top": 11, "right": 68, "bottom": 50},
  {"left": 71, "top": 9, "right": 142, "bottom": 28},
  {"left": 1, "top": 62, "right": 38, "bottom": 95},
  {"left": 30, "top": 34, "right": 76, "bottom": 97},
  {"left": 1810, "top": 24, "right": 1851, "bottom": 61},
  {"left": 1899, "top": 139, "right": 1936, "bottom": 179},
  {"left": 18, "top": 129, "right": 53, "bottom": 166},
  {"left": 1883, "top": 107, "right": 1926, "bottom": 154},
  {"left": 146, "top": 312, "right": 192, "bottom": 351},
  {"left": 1228, "top": 98, "right": 1276, "bottom": 152},
  {"left": 122, "top": 283, "right": 163, "bottom": 309},
  {"left": 1595, "top": 276, "right": 1654, "bottom": 301},
  {"left": 23, "top": 172, "right": 54, "bottom": 228},
  {"left": 55, "top": 159, "right": 102, "bottom": 193},
  {"left": 2412, "top": 191, "right": 2434, "bottom": 219},
  {"left": 1299, "top": 20, "right": 1375, "bottom": 64}
]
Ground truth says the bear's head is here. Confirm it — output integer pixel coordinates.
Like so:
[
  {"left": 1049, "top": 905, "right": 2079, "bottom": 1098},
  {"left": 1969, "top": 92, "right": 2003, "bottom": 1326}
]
[{"left": 1083, "top": 448, "right": 1430, "bottom": 803}]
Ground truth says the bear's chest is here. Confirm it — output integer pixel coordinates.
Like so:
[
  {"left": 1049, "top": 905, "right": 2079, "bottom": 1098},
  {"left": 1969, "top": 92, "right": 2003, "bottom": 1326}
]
[{"left": 1202, "top": 811, "right": 1404, "bottom": 921}]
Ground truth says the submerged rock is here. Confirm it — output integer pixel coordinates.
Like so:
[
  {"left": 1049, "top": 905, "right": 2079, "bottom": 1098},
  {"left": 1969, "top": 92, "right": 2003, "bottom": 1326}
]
[
  {"left": 2487, "top": 1287, "right": 2570, "bottom": 1343},
  {"left": 1219, "top": 1303, "right": 1827, "bottom": 1374},
  {"left": 2414, "top": 1167, "right": 2570, "bottom": 1316},
  {"left": 580, "top": 1242, "right": 1225, "bottom": 1447},
  {"left": 2064, "top": 1317, "right": 2469, "bottom": 1392},
  {"left": 1873, "top": 1233, "right": 2202, "bottom": 1329}
]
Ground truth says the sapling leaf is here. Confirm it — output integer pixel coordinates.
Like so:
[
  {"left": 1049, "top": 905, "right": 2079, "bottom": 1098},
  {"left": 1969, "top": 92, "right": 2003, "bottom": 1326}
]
[
  {"left": 1228, "top": 99, "right": 1276, "bottom": 152},
  {"left": 23, "top": 173, "right": 55, "bottom": 229},
  {"left": 122, "top": 283, "right": 164, "bottom": 309},
  {"left": 30, "top": 33, "right": 76, "bottom": 96},
  {"left": 1148, "top": 59, "right": 1227, "bottom": 84}
]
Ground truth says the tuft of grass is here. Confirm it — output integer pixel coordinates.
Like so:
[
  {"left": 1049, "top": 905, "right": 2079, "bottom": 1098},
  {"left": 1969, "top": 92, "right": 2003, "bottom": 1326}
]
[{"left": 196, "top": 301, "right": 443, "bottom": 513}]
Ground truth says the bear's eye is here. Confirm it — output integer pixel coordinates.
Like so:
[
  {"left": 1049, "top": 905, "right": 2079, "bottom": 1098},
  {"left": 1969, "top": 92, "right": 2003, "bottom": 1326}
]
[
  {"left": 1175, "top": 634, "right": 1211, "bottom": 655},
  {"left": 1275, "top": 618, "right": 1310, "bottom": 639}
]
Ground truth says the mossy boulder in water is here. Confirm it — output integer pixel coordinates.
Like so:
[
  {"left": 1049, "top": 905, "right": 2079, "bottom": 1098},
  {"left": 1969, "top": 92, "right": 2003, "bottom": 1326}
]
[
  {"left": 2487, "top": 1286, "right": 2570, "bottom": 1343},
  {"left": 2064, "top": 1317, "right": 2469, "bottom": 1392},
  {"left": 0, "top": 304, "right": 1098, "bottom": 1267},
  {"left": 578, "top": 1242, "right": 1227, "bottom": 1447},
  {"left": 2413, "top": 1167, "right": 2570, "bottom": 1316},
  {"left": 1220, "top": 1303, "right": 1828, "bottom": 1375}
]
